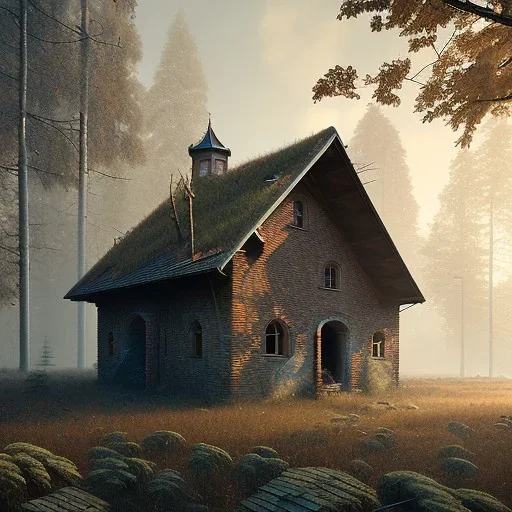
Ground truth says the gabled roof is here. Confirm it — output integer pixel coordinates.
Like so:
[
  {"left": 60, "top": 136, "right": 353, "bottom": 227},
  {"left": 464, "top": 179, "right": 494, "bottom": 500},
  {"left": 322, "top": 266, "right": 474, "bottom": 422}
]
[
  {"left": 65, "top": 126, "right": 424, "bottom": 305},
  {"left": 188, "top": 119, "right": 231, "bottom": 156}
]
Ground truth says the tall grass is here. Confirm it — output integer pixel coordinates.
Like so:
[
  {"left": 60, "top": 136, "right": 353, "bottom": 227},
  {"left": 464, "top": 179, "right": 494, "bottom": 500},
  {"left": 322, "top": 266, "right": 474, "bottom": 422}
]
[{"left": 1, "top": 374, "right": 511, "bottom": 507}]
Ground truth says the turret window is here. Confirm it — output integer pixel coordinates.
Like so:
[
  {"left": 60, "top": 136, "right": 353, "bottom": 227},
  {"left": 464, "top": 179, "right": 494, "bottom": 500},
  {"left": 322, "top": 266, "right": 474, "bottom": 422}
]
[
  {"left": 215, "top": 159, "right": 226, "bottom": 175},
  {"left": 199, "top": 160, "right": 210, "bottom": 177}
]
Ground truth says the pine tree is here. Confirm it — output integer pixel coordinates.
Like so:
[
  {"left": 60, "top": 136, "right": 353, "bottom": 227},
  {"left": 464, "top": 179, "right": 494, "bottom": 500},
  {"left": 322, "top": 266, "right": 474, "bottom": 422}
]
[
  {"left": 422, "top": 118, "right": 512, "bottom": 374},
  {"left": 422, "top": 150, "right": 488, "bottom": 356},
  {"left": 143, "top": 10, "right": 208, "bottom": 194},
  {"left": 347, "top": 104, "right": 421, "bottom": 271}
]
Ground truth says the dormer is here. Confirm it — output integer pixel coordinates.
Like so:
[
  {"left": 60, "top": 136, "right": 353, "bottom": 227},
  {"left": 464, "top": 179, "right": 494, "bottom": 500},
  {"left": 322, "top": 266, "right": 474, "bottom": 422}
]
[{"left": 189, "top": 118, "right": 231, "bottom": 181}]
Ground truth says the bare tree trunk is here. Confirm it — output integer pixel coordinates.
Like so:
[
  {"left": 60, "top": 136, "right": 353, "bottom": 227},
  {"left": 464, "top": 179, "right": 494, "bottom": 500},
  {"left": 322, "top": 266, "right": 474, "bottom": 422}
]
[
  {"left": 18, "top": 0, "right": 30, "bottom": 372},
  {"left": 77, "top": 0, "right": 90, "bottom": 369},
  {"left": 488, "top": 198, "right": 494, "bottom": 378}
]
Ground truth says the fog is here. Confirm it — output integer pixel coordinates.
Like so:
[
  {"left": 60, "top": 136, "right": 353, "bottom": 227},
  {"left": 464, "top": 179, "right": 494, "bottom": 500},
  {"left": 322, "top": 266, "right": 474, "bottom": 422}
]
[{"left": 1, "top": 0, "right": 510, "bottom": 378}]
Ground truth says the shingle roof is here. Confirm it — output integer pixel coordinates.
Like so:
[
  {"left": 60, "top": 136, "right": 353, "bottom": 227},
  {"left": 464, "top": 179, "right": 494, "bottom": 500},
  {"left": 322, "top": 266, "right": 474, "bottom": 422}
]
[{"left": 65, "top": 127, "right": 337, "bottom": 300}]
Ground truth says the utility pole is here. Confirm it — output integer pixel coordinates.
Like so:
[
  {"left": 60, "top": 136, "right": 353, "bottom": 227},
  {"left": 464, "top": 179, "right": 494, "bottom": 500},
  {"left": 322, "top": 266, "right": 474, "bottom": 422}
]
[
  {"left": 18, "top": 0, "right": 30, "bottom": 372},
  {"left": 454, "top": 276, "right": 464, "bottom": 377},
  {"left": 77, "top": 0, "right": 90, "bottom": 369},
  {"left": 488, "top": 197, "right": 494, "bottom": 378}
]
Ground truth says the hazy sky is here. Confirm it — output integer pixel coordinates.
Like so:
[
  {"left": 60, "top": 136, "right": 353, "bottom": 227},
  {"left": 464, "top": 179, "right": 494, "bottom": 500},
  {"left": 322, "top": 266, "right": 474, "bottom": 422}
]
[{"left": 134, "top": 0, "right": 466, "bottom": 237}]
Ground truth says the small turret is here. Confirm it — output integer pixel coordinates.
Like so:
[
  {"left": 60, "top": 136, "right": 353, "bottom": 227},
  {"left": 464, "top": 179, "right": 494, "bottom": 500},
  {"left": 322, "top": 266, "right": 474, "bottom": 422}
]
[{"left": 189, "top": 118, "right": 231, "bottom": 181}]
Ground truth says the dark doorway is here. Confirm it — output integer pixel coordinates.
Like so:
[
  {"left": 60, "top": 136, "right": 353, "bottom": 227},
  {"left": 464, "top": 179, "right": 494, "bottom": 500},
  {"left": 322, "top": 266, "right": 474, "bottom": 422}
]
[
  {"left": 320, "top": 321, "right": 349, "bottom": 388},
  {"left": 117, "top": 315, "right": 147, "bottom": 389}
]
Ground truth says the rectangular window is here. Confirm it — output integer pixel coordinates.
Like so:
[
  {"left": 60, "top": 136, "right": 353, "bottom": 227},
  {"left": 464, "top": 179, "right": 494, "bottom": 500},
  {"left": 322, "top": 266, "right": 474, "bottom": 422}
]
[
  {"left": 199, "top": 159, "right": 210, "bottom": 177},
  {"left": 293, "top": 201, "right": 304, "bottom": 228},
  {"left": 215, "top": 159, "right": 226, "bottom": 175},
  {"left": 324, "top": 267, "right": 337, "bottom": 289}
]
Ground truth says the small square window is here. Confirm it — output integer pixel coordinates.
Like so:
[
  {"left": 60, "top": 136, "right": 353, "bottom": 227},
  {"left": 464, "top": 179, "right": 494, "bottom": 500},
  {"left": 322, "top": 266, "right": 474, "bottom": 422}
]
[
  {"left": 215, "top": 159, "right": 226, "bottom": 175},
  {"left": 199, "top": 160, "right": 211, "bottom": 177}
]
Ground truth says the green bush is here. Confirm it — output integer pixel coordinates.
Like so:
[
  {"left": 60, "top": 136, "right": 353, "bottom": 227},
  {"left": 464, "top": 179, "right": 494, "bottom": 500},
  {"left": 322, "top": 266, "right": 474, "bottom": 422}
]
[{"left": 141, "top": 430, "right": 187, "bottom": 461}]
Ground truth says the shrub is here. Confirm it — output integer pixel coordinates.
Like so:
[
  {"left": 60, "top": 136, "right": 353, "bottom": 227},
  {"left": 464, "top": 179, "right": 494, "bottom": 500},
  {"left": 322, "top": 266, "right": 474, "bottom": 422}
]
[
  {"left": 3, "top": 442, "right": 81, "bottom": 487},
  {"left": 250, "top": 446, "right": 280, "bottom": 459},
  {"left": 99, "top": 431, "right": 129, "bottom": 446},
  {"left": 348, "top": 459, "right": 374, "bottom": 484},
  {"left": 141, "top": 430, "right": 187, "bottom": 461},
  {"left": 440, "top": 457, "right": 479, "bottom": 480},
  {"left": 144, "top": 469, "right": 201, "bottom": 512},
  {"left": 447, "top": 421, "right": 472, "bottom": 440},
  {"left": 188, "top": 443, "right": 233, "bottom": 493},
  {"left": 12, "top": 453, "right": 52, "bottom": 496},
  {"left": 438, "top": 445, "right": 474, "bottom": 461},
  {"left": 88, "top": 446, "right": 126, "bottom": 461},
  {"left": 232, "top": 453, "right": 289, "bottom": 496},
  {"left": 81, "top": 467, "right": 137, "bottom": 502},
  {"left": 107, "top": 441, "right": 142, "bottom": 458}
]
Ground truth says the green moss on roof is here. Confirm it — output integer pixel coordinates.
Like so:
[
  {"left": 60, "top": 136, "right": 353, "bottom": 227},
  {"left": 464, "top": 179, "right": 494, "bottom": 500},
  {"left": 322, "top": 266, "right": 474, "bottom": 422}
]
[{"left": 69, "top": 126, "right": 336, "bottom": 297}]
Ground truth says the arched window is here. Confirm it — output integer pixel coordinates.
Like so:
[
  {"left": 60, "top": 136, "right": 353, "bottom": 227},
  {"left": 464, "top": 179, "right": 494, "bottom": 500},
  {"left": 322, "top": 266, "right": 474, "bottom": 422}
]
[
  {"left": 190, "top": 322, "right": 203, "bottom": 358},
  {"left": 324, "top": 263, "right": 340, "bottom": 289},
  {"left": 264, "top": 320, "right": 289, "bottom": 356},
  {"left": 372, "top": 331, "right": 385, "bottom": 358},
  {"left": 293, "top": 200, "right": 304, "bottom": 228},
  {"left": 108, "top": 332, "right": 115, "bottom": 357}
]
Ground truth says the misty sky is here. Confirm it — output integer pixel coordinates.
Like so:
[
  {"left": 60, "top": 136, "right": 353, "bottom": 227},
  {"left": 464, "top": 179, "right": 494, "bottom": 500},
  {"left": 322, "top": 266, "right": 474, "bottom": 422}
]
[{"left": 135, "top": 0, "right": 464, "bottom": 237}]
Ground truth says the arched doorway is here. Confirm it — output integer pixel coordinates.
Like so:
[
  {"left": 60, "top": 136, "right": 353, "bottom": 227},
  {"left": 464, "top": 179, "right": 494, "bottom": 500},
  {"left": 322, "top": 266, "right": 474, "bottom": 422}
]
[
  {"left": 118, "top": 315, "right": 147, "bottom": 389},
  {"left": 318, "top": 320, "right": 349, "bottom": 391}
]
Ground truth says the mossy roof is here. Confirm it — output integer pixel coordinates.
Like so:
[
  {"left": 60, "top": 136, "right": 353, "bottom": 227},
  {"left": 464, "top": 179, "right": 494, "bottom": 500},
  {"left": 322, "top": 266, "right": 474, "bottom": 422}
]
[{"left": 65, "top": 126, "right": 337, "bottom": 300}]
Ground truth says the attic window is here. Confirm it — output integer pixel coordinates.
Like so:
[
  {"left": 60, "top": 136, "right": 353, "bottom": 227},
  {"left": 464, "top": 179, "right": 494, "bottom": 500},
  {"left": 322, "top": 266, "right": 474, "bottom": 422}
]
[
  {"left": 293, "top": 201, "right": 304, "bottom": 228},
  {"left": 215, "top": 159, "right": 226, "bottom": 175},
  {"left": 200, "top": 159, "right": 210, "bottom": 177},
  {"left": 190, "top": 321, "right": 203, "bottom": 358},
  {"left": 372, "top": 331, "right": 385, "bottom": 358},
  {"left": 324, "top": 263, "right": 340, "bottom": 289},
  {"left": 264, "top": 320, "right": 289, "bottom": 356}
]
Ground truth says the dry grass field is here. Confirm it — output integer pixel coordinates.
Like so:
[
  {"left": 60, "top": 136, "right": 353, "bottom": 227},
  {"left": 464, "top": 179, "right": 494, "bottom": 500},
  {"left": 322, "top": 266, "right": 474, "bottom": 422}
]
[{"left": 1, "top": 370, "right": 511, "bottom": 508}]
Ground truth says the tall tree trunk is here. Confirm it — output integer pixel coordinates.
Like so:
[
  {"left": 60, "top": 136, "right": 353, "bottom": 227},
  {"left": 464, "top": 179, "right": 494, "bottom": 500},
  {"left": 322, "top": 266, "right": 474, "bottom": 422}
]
[
  {"left": 77, "top": 0, "right": 90, "bottom": 369},
  {"left": 489, "top": 198, "right": 494, "bottom": 378},
  {"left": 18, "top": 0, "right": 30, "bottom": 372}
]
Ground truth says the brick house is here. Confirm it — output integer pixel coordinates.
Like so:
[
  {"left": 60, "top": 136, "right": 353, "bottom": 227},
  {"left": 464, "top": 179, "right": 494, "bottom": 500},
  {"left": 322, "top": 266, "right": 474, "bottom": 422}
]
[{"left": 65, "top": 123, "right": 424, "bottom": 399}]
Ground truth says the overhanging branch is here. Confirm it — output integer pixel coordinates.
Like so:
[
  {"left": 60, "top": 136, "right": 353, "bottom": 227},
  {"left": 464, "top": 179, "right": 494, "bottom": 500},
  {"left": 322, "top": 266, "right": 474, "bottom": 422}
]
[{"left": 442, "top": 0, "right": 512, "bottom": 27}]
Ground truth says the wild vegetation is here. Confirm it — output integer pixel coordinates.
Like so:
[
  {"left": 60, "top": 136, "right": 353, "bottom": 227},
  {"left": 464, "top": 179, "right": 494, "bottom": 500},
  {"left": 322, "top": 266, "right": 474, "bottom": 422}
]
[{"left": 0, "top": 372, "right": 511, "bottom": 510}]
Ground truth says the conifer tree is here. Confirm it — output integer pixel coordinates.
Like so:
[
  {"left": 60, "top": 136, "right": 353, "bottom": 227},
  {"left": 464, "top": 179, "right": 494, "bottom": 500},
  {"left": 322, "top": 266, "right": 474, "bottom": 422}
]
[
  {"left": 143, "top": 10, "right": 208, "bottom": 193},
  {"left": 348, "top": 105, "right": 420, "bottom": 270}
]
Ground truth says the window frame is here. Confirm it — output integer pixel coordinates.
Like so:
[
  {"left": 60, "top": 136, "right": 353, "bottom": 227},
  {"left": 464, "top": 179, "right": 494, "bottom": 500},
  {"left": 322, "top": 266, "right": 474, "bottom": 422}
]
[
  {"left": 323, "top": 262, "right": 341, "bottom": 290},
  {"left": 372, "top": 331, "right": 385, "bottom": 359},
  {"left": 263, "top": 319, "right": 290, "bottom": 357},
  {"left": 199, "top": 159, "right": 211, "bottom": 177},
  {"left": 214, "top": 158, "right": 226, "bottom": 175},
  {"left": 190, "top": 322, "right": 203, "bottom": 358}
]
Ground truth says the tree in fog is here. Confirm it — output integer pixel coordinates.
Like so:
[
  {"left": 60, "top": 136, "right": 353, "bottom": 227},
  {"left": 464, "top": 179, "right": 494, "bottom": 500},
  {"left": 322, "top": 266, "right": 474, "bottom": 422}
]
[
  {"left": 313, "top": 1, "right": 512, "bottom": 147},
  {"left": 422, "top": 150, "right": 488, "bottom": 348},
  {"left": 0, "top": 0, "right": 145, "bottom": 366},
  {"left": 144, "top": 10, "right": 208, "bottom": 186},
  {"left": 348, "top": 104, "right": 421, "bottom": 270},
  {"left": 423, "top": 118, "right": 512, "bottom": 371}
]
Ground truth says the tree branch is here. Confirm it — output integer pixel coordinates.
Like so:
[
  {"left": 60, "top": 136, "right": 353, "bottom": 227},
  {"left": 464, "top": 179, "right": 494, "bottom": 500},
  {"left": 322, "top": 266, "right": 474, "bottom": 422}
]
[
  {"left": 27, "top": 0, "right": 81, "bottom": 35},
  {"left": 442, "top": 0, "right": 512, "bottom": 27},
  {"left": 474, "top": 93, "right": 512, "bottom": 103},
  {"left": 88, "top": 168, "right": 132, "bottom": 180},
  {"left": 28, "top": 113, "right": 79, "bottom": 152}
]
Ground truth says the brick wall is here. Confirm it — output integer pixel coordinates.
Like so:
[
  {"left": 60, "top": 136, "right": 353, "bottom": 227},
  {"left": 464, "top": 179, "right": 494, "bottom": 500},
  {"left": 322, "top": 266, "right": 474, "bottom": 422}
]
[
  {"left": 230, "top": 183, "right": 400, "bottom": 399},
  {"left": 96, "top": 274, "right": 232, "bottom": 400}
]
